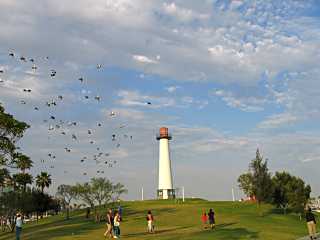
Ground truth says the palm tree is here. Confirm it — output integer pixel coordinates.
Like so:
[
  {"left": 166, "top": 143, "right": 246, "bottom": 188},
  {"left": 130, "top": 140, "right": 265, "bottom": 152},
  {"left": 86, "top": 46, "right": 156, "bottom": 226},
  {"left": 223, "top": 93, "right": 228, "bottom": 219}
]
[
  {"left": 12, "top": 173, "right": 33, "bottom": 192},
  {"left": 14, "top": 153, "right": 33, "bottom": 173},
  {"left": 36, "top": 172, "right": 52, "bottom": 193}
]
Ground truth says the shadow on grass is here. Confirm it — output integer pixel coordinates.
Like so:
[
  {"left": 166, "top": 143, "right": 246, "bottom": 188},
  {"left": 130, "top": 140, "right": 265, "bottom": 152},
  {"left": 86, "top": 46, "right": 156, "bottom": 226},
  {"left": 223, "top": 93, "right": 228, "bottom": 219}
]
[
  {"left": 0, "top": 215, "right": 103, "bottom": 240},
  {"left": 198, "top": 227, "right": 259, "bottom": 239},
  {"left": 122, "top": 226, "right": 190, "bottom": 238},
  {"left": 187, "top": 223, "right": 259, "bottom": 240},
  {"left": 14, "top": 212, "right": 85, "bottom": 233},
  {"left": 266, "top": 207, "right": 294, "bottom": 215},
  {"left": 167, "top": 221, "right": 259, "bottom": 240},
  {"left": 217, "top": 222, "right": 237, "bottom": 228},
  {"left": 122, "top": 205, "right": 177, "bottom": 221}
]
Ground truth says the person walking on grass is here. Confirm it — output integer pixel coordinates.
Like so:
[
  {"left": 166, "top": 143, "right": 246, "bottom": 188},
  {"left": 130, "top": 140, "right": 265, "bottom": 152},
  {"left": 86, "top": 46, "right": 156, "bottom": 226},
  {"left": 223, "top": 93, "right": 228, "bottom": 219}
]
[
  {"left": 1, "top": 216, "right": 5, "bottom": 232},
  {"left": 113, "top": 211, "right": 121, "bottom": 239},
  {"left": 208, "top": 209, "right": 215, "bottom": 230},
  {"left": 85, "top": 207, "right": 90, "bottom": 219},
  {"left": 146, "top": 210, "right": 155, "bottom": 233},
  {"left": 6, "top": 217, "right": 12, "bottom": 232},
  {"left": 104, "top": 209, "right": 114, "bottom": 239},
  {"left": 15, "top": 213, "right": 23, "bottom": 240},
  {"left": 201, "top": 212, "right": 208, "bottom": 229},
  {"left": 306, "top": 207, "right": 317, "bottom": 240},
  {"left": 118, "top": 205, "right": 123, "bottom": 222}
]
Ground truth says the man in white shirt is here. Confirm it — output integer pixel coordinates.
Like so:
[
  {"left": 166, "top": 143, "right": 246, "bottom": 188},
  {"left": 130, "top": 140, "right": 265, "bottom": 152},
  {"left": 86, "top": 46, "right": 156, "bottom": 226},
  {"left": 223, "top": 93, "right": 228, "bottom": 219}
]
[{"left": 15, "top": 213, "right": 23, "bottom": 240}]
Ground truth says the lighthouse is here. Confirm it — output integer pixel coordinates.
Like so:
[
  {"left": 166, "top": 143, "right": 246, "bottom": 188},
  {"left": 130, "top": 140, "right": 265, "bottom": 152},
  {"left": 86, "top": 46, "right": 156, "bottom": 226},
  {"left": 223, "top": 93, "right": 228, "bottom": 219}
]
[{"left": 156, "top": 127, "right": 175, "bottom": 199}]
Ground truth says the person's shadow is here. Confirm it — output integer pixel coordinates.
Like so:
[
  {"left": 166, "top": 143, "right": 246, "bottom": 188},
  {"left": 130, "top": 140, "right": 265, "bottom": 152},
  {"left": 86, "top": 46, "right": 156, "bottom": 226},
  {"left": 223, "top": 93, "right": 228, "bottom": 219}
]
[{"left": 122, "top": 226, "right": 189, "bottom": 238}]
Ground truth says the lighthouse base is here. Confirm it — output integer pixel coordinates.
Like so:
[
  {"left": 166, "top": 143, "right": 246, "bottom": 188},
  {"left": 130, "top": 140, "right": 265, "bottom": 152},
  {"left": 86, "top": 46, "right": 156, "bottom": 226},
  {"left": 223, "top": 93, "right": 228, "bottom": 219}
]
[{"left": 157, "top": 189, "right": 176, "bottom": 200}]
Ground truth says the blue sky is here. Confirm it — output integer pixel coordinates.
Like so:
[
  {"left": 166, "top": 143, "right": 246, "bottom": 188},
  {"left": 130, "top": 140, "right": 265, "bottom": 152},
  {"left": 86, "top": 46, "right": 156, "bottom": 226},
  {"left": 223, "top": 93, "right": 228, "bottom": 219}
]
[{"left": 0, "top": 0, "right": 320, "bottom": 200}]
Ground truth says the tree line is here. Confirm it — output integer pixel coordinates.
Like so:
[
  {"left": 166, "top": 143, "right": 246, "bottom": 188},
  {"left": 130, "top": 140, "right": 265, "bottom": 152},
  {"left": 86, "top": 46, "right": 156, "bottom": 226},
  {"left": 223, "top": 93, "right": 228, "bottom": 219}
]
[
  {"left": 238, "top": 149, "right": 311, "bottom": 214},
  {"left": 0, "top": 103, "right": 59, "bottom": 230},
  {"left": 55, "top": 177, "right": 127, "bottom": 221}
]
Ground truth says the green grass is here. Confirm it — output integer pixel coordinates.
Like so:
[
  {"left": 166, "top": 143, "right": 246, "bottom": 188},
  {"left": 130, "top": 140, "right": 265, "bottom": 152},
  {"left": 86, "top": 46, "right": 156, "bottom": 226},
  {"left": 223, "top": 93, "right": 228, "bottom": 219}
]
[{"left": 0, "top": 199, "right": 313, "bottom": 240}]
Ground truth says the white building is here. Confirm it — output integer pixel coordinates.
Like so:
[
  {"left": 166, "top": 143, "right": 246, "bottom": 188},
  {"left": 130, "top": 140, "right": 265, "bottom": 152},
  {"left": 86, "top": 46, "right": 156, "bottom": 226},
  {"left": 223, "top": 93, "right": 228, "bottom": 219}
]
[{"left": 156, "top": 127, "right": 175, "bottom": 199}]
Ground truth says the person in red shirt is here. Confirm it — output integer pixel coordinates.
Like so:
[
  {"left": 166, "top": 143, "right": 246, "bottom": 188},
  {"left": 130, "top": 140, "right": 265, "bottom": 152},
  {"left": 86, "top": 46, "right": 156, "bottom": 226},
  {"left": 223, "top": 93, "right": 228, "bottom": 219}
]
[{"left": 201, "top": 212, "right": 208, "bottom": 229}]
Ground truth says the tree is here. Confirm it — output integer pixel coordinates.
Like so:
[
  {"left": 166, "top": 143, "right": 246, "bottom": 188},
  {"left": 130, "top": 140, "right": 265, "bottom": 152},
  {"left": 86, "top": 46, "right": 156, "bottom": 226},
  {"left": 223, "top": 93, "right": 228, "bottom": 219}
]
[
  {"left": 13, "top": 153, "right": 33, "bottom": 173},
  {"left": 0, "top": 168, "right": 10, "bottom": 189},
  {"left": 238, "top": 149, "right": 312, "bottom": 214},
  {"left": 0, "top": 104, "right": 29, "bottom": 167},
  {"left": 36, "top": 172, "right": 52, "bottom": 193},
  {"left": 272, "top": 172, "right": 311, "bottom": 214},
  {"left": 11, "top": 153, "right": 33, "bottom": 192},
  {"left": 74, "top": 183, "right": 95, "bottom": 209},
  {"left": 0, "top": 104, "right": 30, "bottom": 192},
  {"left": 272, "top": 172, "right": 293, "bottom": 213},
  {"left": 56, "top": 184, "right": 77, "bottom": 219},
  {"left": 238, "top": 173, "right": 254, "bottom": 198},
  {"left": 12, "top": 173, "right": 33, "bottom": 192},
  {"left": 0, "top": 187, "right": 60, "bottom": 222},
  {"left": 0, "top": 104, "right": 54, "bottom": 224},
  {"left": 74, "top": 178, "right": 127, "bottom": 222},
  {"left": 75, "top": 178, "right": 128, "bottom": 208},
  {"left": 74, "top": 182, "right": 98, "bottom": 220},
  {"left": 91, "top": 178, "right": 113, "bottom": 206},
  {"left": 249, "top": 149, "right": 273, "bottom": 204},
  {"left": 238, "top": 149, "right": 273, "bottom": 204},
  {"left": 112, "top": 182, "right": 128, "bottom": 202},
  {"left": 0, "top": 190, "right": 20, "bottom": 231},
  {"left": 32, "top": 189, "right": 53, "bottom": 219}
]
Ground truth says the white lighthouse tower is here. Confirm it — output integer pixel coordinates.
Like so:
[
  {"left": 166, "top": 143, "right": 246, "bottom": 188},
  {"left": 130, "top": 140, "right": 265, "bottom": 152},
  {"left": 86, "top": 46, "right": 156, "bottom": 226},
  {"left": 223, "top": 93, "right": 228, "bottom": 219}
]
[{"left": 157, "top": 127, "right": 175, "bottom": 199}]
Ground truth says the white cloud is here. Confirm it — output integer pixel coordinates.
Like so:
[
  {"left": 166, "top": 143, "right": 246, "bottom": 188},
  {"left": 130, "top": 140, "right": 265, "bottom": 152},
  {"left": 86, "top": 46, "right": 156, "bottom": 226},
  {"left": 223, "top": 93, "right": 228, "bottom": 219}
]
[
  {"left": 110, "top": 148, "right": 129, "bottom": 159},
  {"left": 213, "top": 89, "right": 266, "bottom": 112},
  {"left": 264, "top": 69, "right": 320, "bottom": 122},
  {"left": 166, "top": 85, "right": 180, "bottom": 93},
  {"left": 208, "top": 45, "right": 243, "bottom": 59},
  {"left": 181, "top": 96, "right": 193, "bottom": 104},
  {"left": 191, "top": 137, "right": 249, "bottom": 153},
  {"left": 132, "top": 55, "right": 158, "bottom": 64},
  {"left": 180, "top": 96, "right": 208, "bottom": 109},
  {"left": 102, "top": 108, "right": 146, "bottom": 121},
  {"left": 301, "top": 156, "right": 320, "bottom": 163},
  {"left": 257, "top": 113, "right": 298, "bottom": 129},
  {"left": 230, "top": 0, "right": 243, "bottom": 10},
  {"left": 0, "top": 0, "right": 318, "bottom": 88},
  {"left": 162, "top": 2, "right": 209, "bottom": 22},
  {"left": 117, "top": 90, "right": 176, "bottom": 108},
  {"left": 0, "top": 73, "right": 49, "bottom": 100}
]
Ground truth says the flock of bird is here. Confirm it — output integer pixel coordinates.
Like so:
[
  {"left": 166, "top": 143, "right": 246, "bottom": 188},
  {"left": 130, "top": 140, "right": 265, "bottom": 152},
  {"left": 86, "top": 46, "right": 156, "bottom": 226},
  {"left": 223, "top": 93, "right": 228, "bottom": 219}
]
[{"left": 0, "top": 50, "right": 148, "bottom": 177}]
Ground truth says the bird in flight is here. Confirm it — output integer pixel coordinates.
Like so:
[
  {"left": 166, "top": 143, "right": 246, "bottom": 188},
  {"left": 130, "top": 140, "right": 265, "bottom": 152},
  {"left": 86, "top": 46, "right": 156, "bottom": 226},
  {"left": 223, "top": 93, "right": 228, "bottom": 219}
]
[{"left": 50, "top": 70, "right": 57, "bottom": 77}]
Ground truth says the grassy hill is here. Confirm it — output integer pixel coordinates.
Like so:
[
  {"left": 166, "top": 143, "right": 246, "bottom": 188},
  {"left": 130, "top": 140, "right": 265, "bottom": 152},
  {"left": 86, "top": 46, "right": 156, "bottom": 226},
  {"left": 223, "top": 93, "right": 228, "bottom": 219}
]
[{"left": 0, "top": 199, "right": 314, "bottom": 240}]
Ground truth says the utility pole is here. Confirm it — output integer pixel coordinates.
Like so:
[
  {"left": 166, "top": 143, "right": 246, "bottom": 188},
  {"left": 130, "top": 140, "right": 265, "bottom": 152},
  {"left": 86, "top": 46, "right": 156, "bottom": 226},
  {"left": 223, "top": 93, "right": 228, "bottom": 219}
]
[
  {"left": 141, "top": 187, "right": 144, "bottom": 201},
  {"left": 182, "top": 186, "right": 185, "bottom": 202},
  {"left": 232, "top": 188, "right": 235, "bottom": 202}
]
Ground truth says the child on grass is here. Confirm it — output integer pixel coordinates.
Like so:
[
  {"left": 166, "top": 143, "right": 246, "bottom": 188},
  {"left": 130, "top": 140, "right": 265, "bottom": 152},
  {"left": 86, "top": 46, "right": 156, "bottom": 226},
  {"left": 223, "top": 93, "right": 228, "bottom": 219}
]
[
  {"left": 201, "top": 212, "right": 208, "bottom": 229},
  {"left": 113, "top": 211, "right": 121, "bottom": 239},
  {"left": 146, "top": 210, "right": 155, "bottom": 233}
]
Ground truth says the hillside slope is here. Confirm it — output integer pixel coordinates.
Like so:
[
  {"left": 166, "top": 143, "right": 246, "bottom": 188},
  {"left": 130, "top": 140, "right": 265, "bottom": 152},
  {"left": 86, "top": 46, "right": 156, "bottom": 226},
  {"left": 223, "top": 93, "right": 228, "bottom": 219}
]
[{"left": 0, "top": 199, "right": 311, "bottom": 240}]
